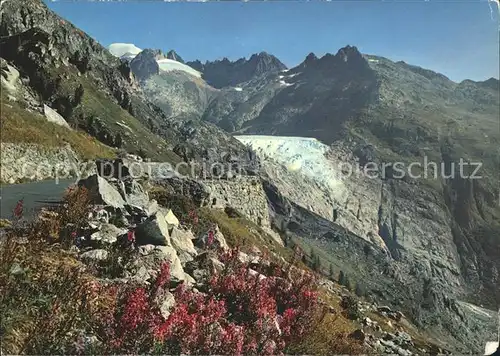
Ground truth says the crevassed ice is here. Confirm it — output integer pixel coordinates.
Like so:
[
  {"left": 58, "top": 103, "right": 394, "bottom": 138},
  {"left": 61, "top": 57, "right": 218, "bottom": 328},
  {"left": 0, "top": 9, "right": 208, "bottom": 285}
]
[{"left": 235, "top": 135, "right": 344, "bottom": 192}]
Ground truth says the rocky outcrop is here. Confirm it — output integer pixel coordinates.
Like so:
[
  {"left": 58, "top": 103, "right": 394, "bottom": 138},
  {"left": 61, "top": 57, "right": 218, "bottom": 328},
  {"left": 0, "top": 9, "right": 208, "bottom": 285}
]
[
  {"left": 206, "top": 177, "right": 270, "bottom": 228},
  {"left": 170, "top": 226, "right": 197, "bottom": 263},
  {"left": 72, "top": 162, "right": 230, "bottom": 288},
  {"left": 205, "top": 177, "right": 283, "bottom": 246},
  {"left": 166, "top": 50, "right": 184, "bottom": 63}
]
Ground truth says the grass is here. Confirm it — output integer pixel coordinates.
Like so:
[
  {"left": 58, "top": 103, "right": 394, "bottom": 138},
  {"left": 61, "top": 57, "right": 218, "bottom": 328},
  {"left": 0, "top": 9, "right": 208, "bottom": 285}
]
[
  {"left": 287, "top": 312, "right": 367, "bottom": 355},
  {"left": 1, "top": 96, "right": 116, "bottom": 160}
]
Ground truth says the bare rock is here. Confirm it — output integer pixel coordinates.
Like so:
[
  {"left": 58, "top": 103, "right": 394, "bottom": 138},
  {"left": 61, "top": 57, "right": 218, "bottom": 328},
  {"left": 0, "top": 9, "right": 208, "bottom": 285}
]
[{"left": 164, "top": 209, "right": 180, "bottom": 227}]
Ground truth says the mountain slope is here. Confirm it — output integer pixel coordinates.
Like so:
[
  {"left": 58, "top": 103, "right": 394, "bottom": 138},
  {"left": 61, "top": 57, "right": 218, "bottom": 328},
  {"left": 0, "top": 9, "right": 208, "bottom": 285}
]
[
  {"left": 0, "top": 0, "right": 255, "bottom": 174},
  {"left": 209, "top": 47, "right": 500, "bottom": 352},
  {"left": 0, "top": 0, "right": 182, "bottom": 162}
]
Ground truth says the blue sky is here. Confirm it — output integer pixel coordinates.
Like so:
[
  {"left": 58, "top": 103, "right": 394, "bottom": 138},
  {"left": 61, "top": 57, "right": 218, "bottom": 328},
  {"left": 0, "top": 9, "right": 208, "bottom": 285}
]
[{"left": 46, "top": 1, "right": 499, "bottom": 82}]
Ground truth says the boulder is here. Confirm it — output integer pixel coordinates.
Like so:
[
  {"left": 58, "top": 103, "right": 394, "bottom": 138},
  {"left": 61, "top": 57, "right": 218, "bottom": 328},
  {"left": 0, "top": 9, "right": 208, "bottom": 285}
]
[
  {"left": 138, "top": 244, "right": 156, "bottom": 255},
  {"left": 88, "top": 208, "right": 110, "bottom": 224},
  {"left": 95, "top": 159, "right": 130, "bottom": 180},
  {"left": 184, "top": 251, "right": 225, "bottom": 283},
  {"left": 170, "top": 226, "right": 197, "bottom": 263},
  {"left": 43, "top": 104, "right": 71, "bottom": 129},
  {"left": 237, "top": 251, "right": 260, "bottom": 265},
  {"left": 134, "top": 215, "right": 170, "bottom": 246},
  {"left": 78, "top": 174, "right": 125, "bottom": 209},
  {"left": 349, "top": 329, "right": 366, "bottom": 342},
  {"left": 248, "top": 269, "right": 266, "bottom": 281},
  {"left": 90, "top": 223, "right": 127, "bottom": 245},
  {"left": 154, "top": 246, "right": 186, "bottom": 283},
  {"left": 396, "top": 347, "right": 412, "bottom": 356},
  {"left": 147, "top": 200, "right": 159, "bottom": 216},
  {"left": 133, "top": 266, "right": 151, "bottom": 282},
  {"left": 362, "top": 317, "right": 372, "bottom": 326},
  {"left": 151, "top": 177, "right": 210, "bottom": 207},
  {"left": 183, "top": 272, "right": 196, "bottom": 285}
]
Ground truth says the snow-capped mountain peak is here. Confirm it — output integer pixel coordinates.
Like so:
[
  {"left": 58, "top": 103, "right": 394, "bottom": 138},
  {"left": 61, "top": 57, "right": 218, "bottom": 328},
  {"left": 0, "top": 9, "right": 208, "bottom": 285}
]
[
  {"left": 108, "top": 43, "right": 200, "bottom": 78},
  {"left": 108, "top": 43, "right": 142, "bottom": 58}
]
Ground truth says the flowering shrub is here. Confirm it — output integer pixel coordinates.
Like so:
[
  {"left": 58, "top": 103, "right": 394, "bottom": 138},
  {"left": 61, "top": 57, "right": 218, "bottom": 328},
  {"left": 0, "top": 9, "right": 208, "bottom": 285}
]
[{"left": 86, "top": 249, "right": 322, "bottom": 355}]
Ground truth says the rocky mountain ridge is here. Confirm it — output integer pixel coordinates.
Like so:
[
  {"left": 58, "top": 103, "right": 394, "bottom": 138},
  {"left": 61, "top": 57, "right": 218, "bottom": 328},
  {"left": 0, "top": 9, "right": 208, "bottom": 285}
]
[{"left": 187, "top": 52, "right": 287, "bottom": 89}]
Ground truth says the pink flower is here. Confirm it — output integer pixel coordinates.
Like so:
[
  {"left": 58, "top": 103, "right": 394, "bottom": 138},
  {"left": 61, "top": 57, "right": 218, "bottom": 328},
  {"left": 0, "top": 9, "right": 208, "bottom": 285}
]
[
  {"left": 127, "top": 230, "right": 135, "bottom": 243},
  {"left": 13, "top": 199, "right": 24, "bottom": 219}
]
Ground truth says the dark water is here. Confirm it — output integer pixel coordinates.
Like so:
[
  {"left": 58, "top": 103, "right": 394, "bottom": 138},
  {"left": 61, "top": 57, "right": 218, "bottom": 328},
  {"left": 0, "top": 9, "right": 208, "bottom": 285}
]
[{"left": 0, "top": 179, "right": 75, "bottom": 220}]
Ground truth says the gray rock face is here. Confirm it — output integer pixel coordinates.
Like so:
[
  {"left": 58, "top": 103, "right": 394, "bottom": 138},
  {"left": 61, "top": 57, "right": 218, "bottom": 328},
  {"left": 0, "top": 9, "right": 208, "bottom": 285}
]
[
  {"left": 184, "top": 251, "right": 225, "bottom": 284},
  {"left": 0, "top": 58, "right": 20, "bottom": 96},
  {"left": 0, "top": 142, "right": 83, "bottom": 184},
  {"left": 152, "top": 177, "right": 211, "bottom": 207},
  {"left": 132, "top": 244, "right": 187, "bottom": 283},
  {"left": 129, "top": 49, "right": 163, "bottom": 81},
  {"left": 122, "top": 178, "right": 150, "bottom": 210},
  {"left": 139, "top": 70, "right": 215, "bottom": 121},
  {"left": 197, "top": 225, "right": 229, "bottom": 251},
  {"left": 81, "top": 249, "right": 109, "bottom": 262},
  {"left": 166, "top": 50, "right": 184, "bottom": 63}
]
